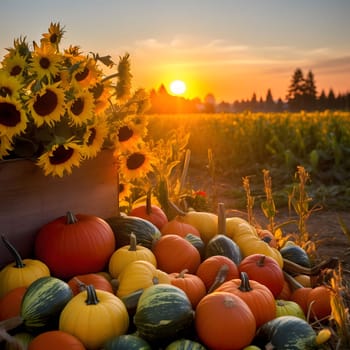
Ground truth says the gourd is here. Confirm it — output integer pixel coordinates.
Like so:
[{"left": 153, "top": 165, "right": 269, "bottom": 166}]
[
  {"left": 134, "top": 284, "right": 194, "bottom": 345},
  {"left": 165, "top": 338, "right": 207, "bottom": 350},
  {"left": 280, "top": 241, "right": 311, "bottom": 268},
  {"left": 108, "top": 233, "right": 157, "bottom": 279},
  {"left": 59, "top": 285, "right": 129, "bottom": 350},
  {"left": 104, "top": 334, "right": 152, "bottom": 350},
  {"left": 225, "top": 217, "right": 283, "bottom": 268},
  {"left": 253, "top": 315, "right": 331, "bottom": 349},
  {"left": 67, "top": 273, "right": 113, "bottom": 295},
  {"left": 28, "top": 330, "right": 86, "bottom": 350},
  {"left": 0, "top": 235, "right": 50, "bottom": 298},
  {"left": 275, "top": 299, "right": 306, "bottom": 319},
  {"left": 106, "top": 215, "right": 161, "bottom": 249},
  {"left": 35, "top": 211, "right": 115, "bottom": 279},
  {"left": 152, "top": 234, "right": 201, "bottom": 274},
  {"left": 184, "top": 234, "right": 205, "bottom": 260},
  {"left": 195, "top": 291, "right": 256, "bottom": 350},
  {"left": 215, "top": 272, "right": 276, "bottom": 327}
]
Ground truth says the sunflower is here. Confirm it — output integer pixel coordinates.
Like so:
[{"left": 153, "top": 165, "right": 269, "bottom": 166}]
[
  {"left": 72, "top": 58, "right": 101, "bottom": 89},
  {"left": 118, "top": 179, "right": 133, "bottom": 202},
  {"left": 115, "top": 117, "right": 147, "bottom": 151},
  {"left": 0, "top": 71, "right": 23, "bottom": 100},
  {"left": 1, "top": 51, "right": 27, "bottom": 79},
  {"left": 41, "top": 22, "right": 65, "bottom": 49},
  {"left": 117, "top": 147, "right": 154, "bottom": 180},
  {"left": 27, "top": 82, "right": 65, "bottom": 127},
  {"left": 0, "top": 135, "right": 13, "bottom": 159},
  {"left": 30, "top": 42, "right": 62, "bottom": 81},
  {"left": 0, "top": 96, "right": 27, "bottom": 138},
  {"left": 37, "top": 139, "right": 83, "bottom": 177},
  {"left": 66, "top": 89, "right": 95, "bottom": 126},
  {"left": 82, "top": 119, "right": 108, "bottom": 159},
  {"left": 90, "top": 81, "right": 113, "bottom": 116}
]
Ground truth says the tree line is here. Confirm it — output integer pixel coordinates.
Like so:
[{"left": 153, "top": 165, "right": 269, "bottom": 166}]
[{"left": 146, "top": 68, "right": 350, "bottom": 114}]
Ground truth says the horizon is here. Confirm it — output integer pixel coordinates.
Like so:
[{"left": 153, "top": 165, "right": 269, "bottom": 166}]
[{"left": 1, "top": 0, "right": 349, "bottom": 101}]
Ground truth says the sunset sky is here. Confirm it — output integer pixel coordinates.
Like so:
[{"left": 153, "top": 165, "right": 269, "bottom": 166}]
[{"left": 1, "top": 0, "right": 349, "bottom": 102}]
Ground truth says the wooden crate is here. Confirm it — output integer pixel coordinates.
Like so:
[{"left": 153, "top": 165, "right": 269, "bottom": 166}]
[{"left": 0, "top": 149, "right": 118, "bottom": 268}]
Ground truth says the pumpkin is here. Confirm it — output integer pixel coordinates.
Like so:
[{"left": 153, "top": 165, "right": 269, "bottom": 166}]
[
  {"left": 67, "top": 273, "right": 113, "bottom": 295},
  {"left": 0, "top": 235, "right": 50, "bottom": 298},
  {"left": 225, "top": 217, "right": 284, "bottom": 267},
  {"left": 59, "top": 285, "right": 129, "bottom": 350},
  {"left": 116, "top": 260, "right": 170, "bottom": 298},
  {"left": 306, "top": 285, "right": 332, "bottom": 321},
  {"left": 165, "top": 339, "right": 207, "bottom": 350},
  {"left": 196, "top": 255, "right": 239, "bottom": 292},
  {"left": 169, "top": 269, "right": 206, "bottom": 308},
  {"left": 195, "top": 291, "right": 256, "bottom": 350},
  {"left": 0, "top": 286, "right": 27, "bottom": 321},
  {"left": 290, "top": 287, "right": 313, "bottom": 315},
  {"left": 276, "top": 278, "right": 293, "bottom": 300},
  {"left": 4, "top": 332, "right": 34, "bottom": 350},
  {"left": 239, "top": 254, "right": 284, "bottom": 297},
  {"left": 21, "top": 276, "right": 73, "bottom": 332},
  {"left": 134, "top": 284, "right": 194, "bottom": 345},
  {"left": 215, "top": 271, "right": 276, "bottom": 327},
  {"left": 108, "top": 233, "right": 157, "bottom": 279},
  {"left": 275, "top": 299, "right": 306, "bottom": 319},
  {"left": 104, "top": 334, "right": 152, "bottom": 350},
  {"left": 256, "top": 228, "right": 277, "bottom": 248},
  {"left": 28, "top": 330, "right": 86, "bottom": 350},
  {"left": 161, "top": 218, "right": 201, "bottom": 238},
  {"left": 205, "top": 234, "right": 242, "bottom": 265},
  {"left": 106, "top": 215, "right": 161, "bottom": 249},
  {"left": 129, "top": 190, "right": 168, "bottom": 230},
  {"left": 35, "top": 211, "right": 115, "bottom": 279},
  {"left": 253, "top": 315, "right": 331, "bottom": 349},
  {"left": 280, "top": 241, "right": 311, "bottom": 268},
  {"left": 152, "top": 234, "right": 201, "bottom": 274}
]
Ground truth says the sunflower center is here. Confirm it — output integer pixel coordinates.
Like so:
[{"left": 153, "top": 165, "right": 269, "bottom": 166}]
[
  {"left": 33, "top": 89, "right": 58, "bottom": 116},
  {"left": 50, "top": 34, "right": 58, "bottom": 44},
  {"left": 39, "top": 57, "right": 51, "bottom": 69},
  {"left": 119, "top": 183, "right": 125, "bottom": 193},
  {"left": 10, "top": 65, "right": 22, "bottom": 76},
  {"left": 118, "top": 126, "right": 134, "bottom": 142},
  {"left": 49, "top": 145, "right": 74, "bottom": 165},
  {"left": 126, "top": 152, "right": 146, "bottom": 170},
  {"left": 0, "top": 87, "right": 12, "bottom": 98},
  {"left": 87, "top": 127, "right": 96, "bottom": 145},
  {"left": 90, "top": 83, "right": 104, "bottom": 99},
  {"left": 0, "top": 102, "right": 21, "bottom": 126},
  {"left": 71, "top": 97, "right": 84, "bottom": 116},
  {"left": 75, "top": 67, "right": 89, "bottom": 82}
]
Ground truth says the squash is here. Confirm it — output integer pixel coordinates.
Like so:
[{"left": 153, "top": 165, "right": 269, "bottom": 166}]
[
  {"left": 184, "top": 234, "right": 205, "bottom": 260},
  {"left": 106, "top": 215, "right": 161, "bottom": 249},
  {"left": 195, "top": 291, "right": 256, "bottom": 350},
  {"left": 253, "top": 315, "right": 331, "bottom": 349},
  {"left": 225, "top": 217, "right": 283, "bottom": 268},
  {"left": 256, "top": 228, "right": 277, "bottom": 248},
  {"left": 205, "top": 234, "right": 242, "bottom": 265},
  {"left": 0, "top": 235, "right": 50, "bottom": 298},
  {"left": 215, "top": 271, "right": 276, "bottom": 328},
  {"left": 0, "top": 286, "right": 27, "bottom": 321},
  {"left": 35, "top": 212, "right": 115, "bottom": 279},
  {"left": 152, "top": 234, "right": 201, "bottom": 274},
  {"left": 275, "top": 299, "right": 306, "bottom": 319},
  {"left": 59, "top": 285, "right": 129, "bottom": 350},
  {"left": 280, "top": 241, "right": 311, "bottom": 268},
  {"left": 28, "top": 330, "right": 86, "bottom": 350},
  {"left": 134, "top": 284, "right": 194, "bottom": 345},
  {"left": 4, "top": 332, "right": 34, "bottom": 350},
  {"left": 165, "top": 338, "right": 207, "bottom": 350},
  {"left": 108, "top": 233, "right": 157, "bottom": 279},
  {"left": 104, "top": 334, "right": 152, "bottom": 350},
  {"left": 21, "top": 276, "right": 73, "bottom": 332}
]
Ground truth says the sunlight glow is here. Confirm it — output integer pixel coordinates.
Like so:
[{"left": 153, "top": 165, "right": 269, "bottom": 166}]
[{"left": 170, "top": 80, "right": 187, "bottom": 95}]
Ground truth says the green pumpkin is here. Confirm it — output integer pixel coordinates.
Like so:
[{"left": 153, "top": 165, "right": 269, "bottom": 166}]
[
  {"left": 165, "top": 338, "right": 207, "bottom": 350},
  {"left": 280, "top": 242, "right": 311, "bottom": 268},
  {"left": 104, "top": 334, "right": 151, "bottom": 350},
  {"left": 205, "top": 234, "right": 242, "bottom": 264}
]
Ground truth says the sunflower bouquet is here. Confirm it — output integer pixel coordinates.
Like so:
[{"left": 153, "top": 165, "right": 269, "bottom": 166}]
[{"left": 0, "top": 22, "right": 150, "bottom": 178}]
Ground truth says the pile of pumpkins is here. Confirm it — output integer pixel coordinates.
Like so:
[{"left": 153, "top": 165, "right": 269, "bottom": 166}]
[{"left": 0, "top": 200, "right": 334, "bottom": 350}]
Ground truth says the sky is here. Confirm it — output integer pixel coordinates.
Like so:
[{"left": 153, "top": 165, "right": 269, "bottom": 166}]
[{"left": 1, "top": 0, "right": 349, "bottom": 102}]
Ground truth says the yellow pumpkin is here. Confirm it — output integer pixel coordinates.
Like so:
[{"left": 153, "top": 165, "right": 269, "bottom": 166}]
[
  {"left": 116, "top": 260, "right": 170, "bottom": 298},
  {"left": 108, "top": 233, "right": 157, "bottom": 278},
  {"left": 59, "top": 285, "right": 129, "bottom": 350},
  {"left": 0, "top": 236, "right": 50, "bottom": 298}
]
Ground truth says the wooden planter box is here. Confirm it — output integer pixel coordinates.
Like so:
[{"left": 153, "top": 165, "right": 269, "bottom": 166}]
[{"left": 0, "top": 149, "right": 118, "bottom": 268}]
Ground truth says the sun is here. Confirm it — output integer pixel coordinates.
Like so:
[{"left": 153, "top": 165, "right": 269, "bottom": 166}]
[{"left": 170, "top": 80, "right": 187, "bottom": 95}]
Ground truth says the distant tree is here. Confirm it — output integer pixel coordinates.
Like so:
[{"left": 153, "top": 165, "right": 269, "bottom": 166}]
[
  {"left": 304, "top": 70, "right": 317, "bottom": 110},
  {"left": 204, "top": 93, "right": 216, "bottom": 113},
  {"left": 286, "top": 68, "right": 305, "bottom": 111},
  {"left": 328, "top": 89, "right": 336, "bottom": 110},
  {"left": 318, "top": 89, "right": 327, "bottom": 111},
  {"left": 265, "top": 89, "right": 275, "bottom": 112}
]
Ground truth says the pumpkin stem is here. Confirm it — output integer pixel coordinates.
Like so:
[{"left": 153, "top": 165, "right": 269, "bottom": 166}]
[
  {"left": 73, "top": 277, "right": 87, "bottom": 292},
  {"left": 146, "top": 189, "right": 153, "bottom": 216},
  {"left": 66, "top": 211, "right": 78, "bottom": 224},
  {"left": 85, "top": 285, "right": 99, "bottom": 305},
  {"left": 257, "top": 254, "right": 266, "bottom": 267},
  {"left": 208, "top": 264, "right": 229, "bottom": 293},
  {"left": 238, "top": 272, "right": 253, "bottom": 292},
  {"left": 217, "top": 202, "right": 226, "bottom": 235},
  {"left": 176, "top": 269, "right": 189, "bottom": 278},
  {"left": 1, "top": 235, "right": 25, "bottom": 268},
  {"left": 128, "top": 233, "right": 137, "bottom": 251}
]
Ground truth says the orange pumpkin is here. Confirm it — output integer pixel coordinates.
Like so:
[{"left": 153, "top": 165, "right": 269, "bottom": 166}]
[
  {"left": 67, "top": 273, "right": 113, "bottom": 295},
  {"left": 307, "top": 285, "right": 332, "bottom": 321},
  {"left": 169, "top": 269, "right": 206, "bottom": 308},
  {"left": 196, "top": 255, "right": 239, "bottom": 292},
  {"left": 290, "top": 287, "right": 313, "bottom": 315},
  {"left": 28, "top": 330, "right": 86, "bottom": 350},
  {"left": 161, "top": 218, "right": 201, "bottom": 238},
  {"left": 256, "top": 229, "right": 277, "bottom": 248},
  {"left": 152, "top": 234, "right": 201, "bottom": 274},
  {"left": 0, "top": 286, "right": 27, "bottom": 321},
  {"left": 195, "top": 291, "right": 256, "bottom": 350},
  {"left": 277, "top": 278, "right": 293, "bottom": 300}
]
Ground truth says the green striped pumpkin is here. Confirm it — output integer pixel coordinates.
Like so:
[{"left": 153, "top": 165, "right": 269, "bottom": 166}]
[
  {"left": 134, "top": 284, "right": 194, "bottom": 344},
  {"left": 104, "top": 334, "right": 152, "bottom": 350},
  {"left": 21, "top": 276, "right": 73, "bottom": 332},
  {"left": 165, "top": 338, "right": 207, "bottom": 349}
]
